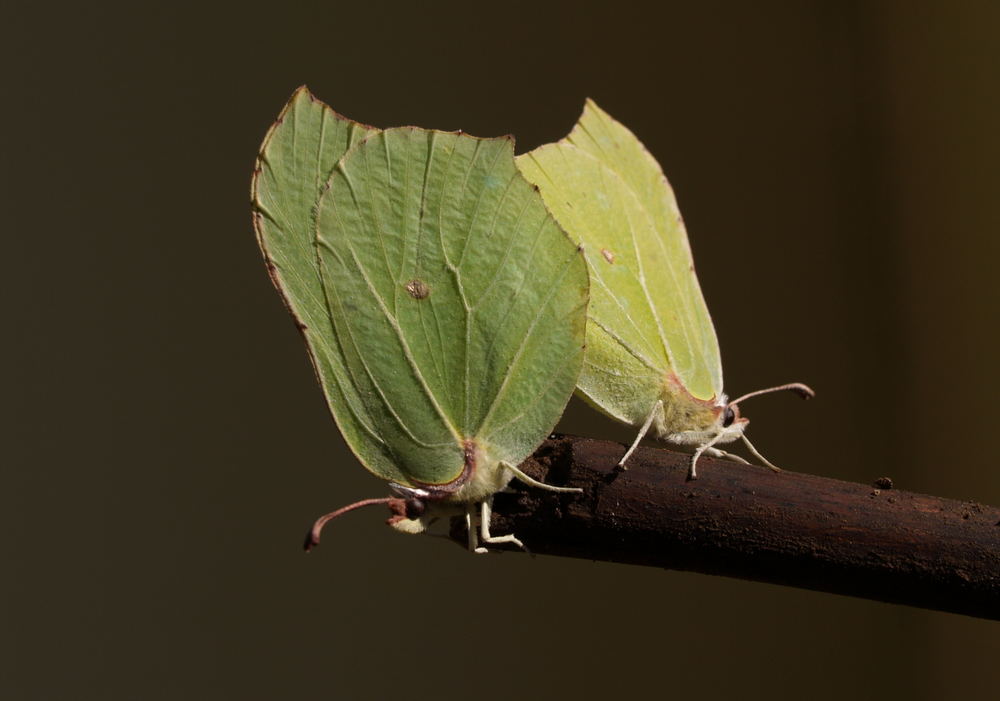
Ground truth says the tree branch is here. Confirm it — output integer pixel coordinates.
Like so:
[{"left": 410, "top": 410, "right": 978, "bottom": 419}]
[{"left": 449, "top": 435, "right": 1000, "bottom": 620}]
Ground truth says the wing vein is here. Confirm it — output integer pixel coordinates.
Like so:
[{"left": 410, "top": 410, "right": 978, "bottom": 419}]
[
  {"left": 483, "top": 299, "right": 588, "bottom": 435},
  {"left": 472, "top": 190, "right": 532, "bottom": 311},
  {"left": 342, "top": 241, "right": 461, "bottom": 441},
  {"left": 318, "top": 235, "right": 457, "bottom": 448},
  {"left": 479, "top": 243, "right": 581, "bottom": 433},
  {"left": 587, "top": 315, "right": 662, "bottom": 374},
  {"left": 522, "top": 151, "right": 663, "bottom": 358},
  {"left": 360, "top": 141, "right": 396, "bottom": 301}
]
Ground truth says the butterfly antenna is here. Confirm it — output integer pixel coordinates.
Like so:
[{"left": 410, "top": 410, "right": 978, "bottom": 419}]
[
  {"left": 729, "top": 382, "right": 815, "bottom": 408},
  {"left": 304, "top": 497, "right": 395, "bottom": 552},
  {"left": 728, "top": 383, "right": 813, "bottom": 473}
]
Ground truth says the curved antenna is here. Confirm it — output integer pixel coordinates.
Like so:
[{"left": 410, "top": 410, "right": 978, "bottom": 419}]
[
  {"left": 729, "top": 382, "right": 815, "bottom": 408},
  {"left": 304, "top": 497, "right": 394, "bottom": 552}
]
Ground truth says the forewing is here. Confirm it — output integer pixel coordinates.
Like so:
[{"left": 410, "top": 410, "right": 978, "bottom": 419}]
[
  {"left": 316, "top": 129, "right": 587, "bottom": 484},
  {"left": 517, "top": 143, "right": 666, "bottom": 425},
  {"left": 563, "top": 100, "right": 722, "bottom": 401},
  {"left": 251, "top": 88, "right": 409, "bottom": 483}
]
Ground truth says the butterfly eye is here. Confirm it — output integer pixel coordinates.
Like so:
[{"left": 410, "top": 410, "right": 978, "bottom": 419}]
[
  {"left": 405, "top": 498, "right": 426, "bottom": 520},
  {"left": 722, "top": 406, "right": 736, "bottom": 428}
]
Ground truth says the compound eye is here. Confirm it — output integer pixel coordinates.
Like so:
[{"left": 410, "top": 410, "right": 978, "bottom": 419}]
[
  {"left": 722, "top": 406, "right": 736, "bottom": 428},
  {"left": 405, "top": 498, "right": 426, "bottom": 520}
]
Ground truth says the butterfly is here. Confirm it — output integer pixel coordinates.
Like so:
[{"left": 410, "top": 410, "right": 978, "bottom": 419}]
[
  {"left": 518, "top": 100, "right": 812, "bottom": 479},
  {"left": 252, "top": 88, "right": 588, "bottom": 550}
]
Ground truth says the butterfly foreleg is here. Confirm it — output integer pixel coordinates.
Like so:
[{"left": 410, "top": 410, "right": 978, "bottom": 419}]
[
  {"left": 465, "top": 503, "right": 479, "bottom": 552},
  {"left": 689, "top": 431, "right": 731, "bottom": 480}
]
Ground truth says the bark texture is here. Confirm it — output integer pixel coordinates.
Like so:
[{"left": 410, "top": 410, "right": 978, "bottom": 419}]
[{"left": 450, "top": 435, "right": 1000, "bottom": 620}]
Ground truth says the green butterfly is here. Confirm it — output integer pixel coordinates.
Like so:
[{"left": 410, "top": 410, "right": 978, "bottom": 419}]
[
  {"left": 252, "top": 88, "right": 588, "bottom": 551},
  {"left": 518, "top": 100, "right": 812, "bottom": 479}
]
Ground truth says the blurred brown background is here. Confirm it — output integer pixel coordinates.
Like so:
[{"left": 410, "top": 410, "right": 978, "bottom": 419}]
[{"left": 5, "top": 1, "right": 999, "bottom": 699}]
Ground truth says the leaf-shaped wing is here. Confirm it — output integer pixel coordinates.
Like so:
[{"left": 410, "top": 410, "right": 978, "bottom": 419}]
[
  {"left": 316, "top": 129, "right": 588, "bottom": 486},
  {"left": 518, "top": 100, "right": 721, "bottom": 410},
  {"left": 251, "top": 88, "right": 409, "bottom": 482},
  {"left": 516, "top": 143, "right": 663, "bottom": 424}
]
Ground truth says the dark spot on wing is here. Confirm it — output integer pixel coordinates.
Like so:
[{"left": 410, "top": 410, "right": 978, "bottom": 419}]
[{"left": 405, "top": 279, "right": 430, "bottom": 299}]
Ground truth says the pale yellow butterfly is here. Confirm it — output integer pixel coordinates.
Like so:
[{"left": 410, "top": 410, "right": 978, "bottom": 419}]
[{"left": 517, "top": 100, "right": 812, "bottom": 478}]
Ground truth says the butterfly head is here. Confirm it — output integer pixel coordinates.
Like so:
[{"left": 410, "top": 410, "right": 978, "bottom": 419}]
[
  {"left": 700, "top": 400, "right": 747, "bottom": 446},
  {"left": 720, "top": 402, "right": 746, "bottom": 430},
  {"left": 708, "top": 382, "right": 815, "bottom": 469}
]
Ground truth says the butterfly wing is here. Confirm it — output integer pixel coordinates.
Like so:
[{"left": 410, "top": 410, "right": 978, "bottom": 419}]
[
  {"left": 518, "top": 100, "right": 722, "bottom": 429},
  {"left": 279, "top": 123, "right": 587, "bottom": 488},
  {"left": 517, "top": 143, "right": 666, "bottom": 425},
  {"left": 252, "top": 88, "right": 413, "bottom": 481},
  {"left": 565, "top": 100, "right": 722, "bottom": 401}
]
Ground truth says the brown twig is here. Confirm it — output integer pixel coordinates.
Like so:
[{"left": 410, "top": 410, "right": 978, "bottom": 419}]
[{"left": 449, "top": 435, "right": 1000, "bottom": 620}]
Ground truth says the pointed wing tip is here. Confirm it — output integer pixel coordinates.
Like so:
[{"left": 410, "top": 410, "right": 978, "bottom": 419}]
[
  {"left": 288, "top": 85, "right": 319, "bottom": 108},
  {"left": 571, "top": 98, "right": 615, "bottom": 139},
  {"left": 582, "top": 97, "right": 606, "bottom": 116}
]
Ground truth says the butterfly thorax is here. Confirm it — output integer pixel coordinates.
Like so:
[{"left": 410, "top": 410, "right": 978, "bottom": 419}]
[
  {"left": 409, "top": 439, "right": 513, "bottom": 505},
  {"left": 652, "top": 373, "right": 745, "bottom": 446},
  {"left": 385, "top": 439, "right": 513, "bottom": 535},
  {"left": 655, "top": 394, "right": 718, "bottom": 438}
]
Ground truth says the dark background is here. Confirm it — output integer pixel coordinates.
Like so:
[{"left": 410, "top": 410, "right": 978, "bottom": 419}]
[{"left": 6, "top": 1, "right": 999, "bottom": 698}]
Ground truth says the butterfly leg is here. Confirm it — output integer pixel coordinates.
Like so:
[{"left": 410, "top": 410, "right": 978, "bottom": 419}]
[
  {"left": 690, "top": 431, "right": 729, "bottom": 480},
  {"left": 704, "top": 447, "right": 749, "bottom": 464},
  {"left": 473, "top": 498, "right": 525, "bottom": 554},
  {"left": 465, "top": 503, "right": 479, "bottom": 552},
  {"left": 502, "top": 461, "right": 583, "bottom": 494},
  {"left": 741, "top": 434, "right": 782, "bottom": 472},
  {"left": 618, "top": 400, "right": 664, "bottom": 468}
]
